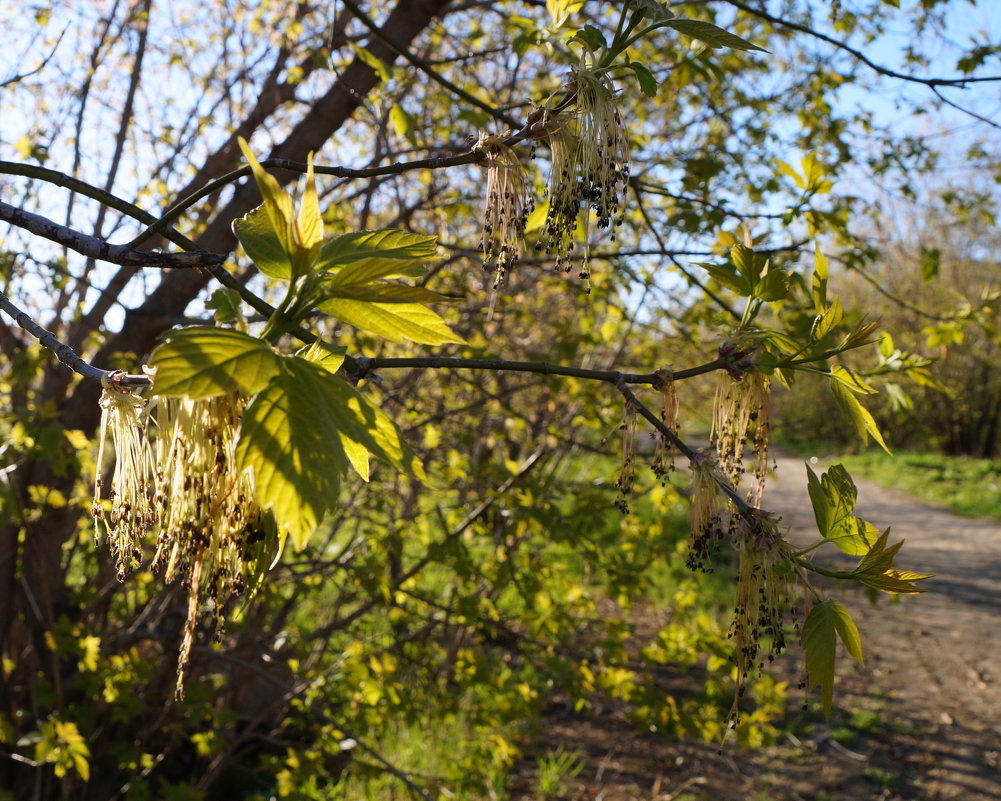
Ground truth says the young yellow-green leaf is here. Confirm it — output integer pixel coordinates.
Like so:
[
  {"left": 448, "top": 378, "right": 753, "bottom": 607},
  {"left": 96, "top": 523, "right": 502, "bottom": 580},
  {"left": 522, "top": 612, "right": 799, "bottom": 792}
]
[
  {"left": 805, "top": 463, "right": 878, "bottom": 556},
  {"left": 546, "top": 0, "right": 584, "bottom": 28},
  {"left": 851, "top": 529, "right": 933, "bottom": 593},
  {"left": 801, "top": 599, "right": 859, "bottom": 718},
  {"left": 309, "top": 361, "right": 426, "bottom": 482},
  {"left": 317, "top": 230, "right": 439, "bottom": 283},
  {"left": 829, "top": 364, "right": 877, "bottom": 394},
  {"left": 234, "top": 368, "right": 349, "bottom": 550},
  {"left": 811, "top": 296, "right": 843, "bottom": 341},
  {"left": 389, "top": 103, "right": 418, "bottom": 144},
  {"left": 319, "top": 298, "right": 465, "bottom": 345},
  {"left": 830, "top": 379, "right": 891, "bottom": 453},
  {"left": 296, "top": 338, "right": 346, "bottom": 374},
  {"left": 235, "top": 357, "right": 425, "bottom": 548},
  {"left": 665, "top": 18, "right": 768, "bottom": 52},
  {"left": 812, "top": 245, "right": 829, "bottom": 312},
  {"left": 233, "top": 204, "right": 293, "bottom": 279},
  {"left": 350, "top": 43, "right": 395, "bottom": 81},
  {"left": 698, "top": 261, "right": 753, "bottom": 296},
  {"left": 753, "top": 268, "right": 790, "bottom": 302},
  {"left": 776, "top": 158, "right": 806, "bottom": 189},
  {"left": 237, "top": 138, "right": 296, "bottom": 268},
  {"left": 296, "top": 152, "right": 323, "bottom": 258},
  {"left": 731, "top": 243, "right": 762, "bottom": 283},
  {"left": 149, "top": 327, "right": 280, "bottom": 398}
]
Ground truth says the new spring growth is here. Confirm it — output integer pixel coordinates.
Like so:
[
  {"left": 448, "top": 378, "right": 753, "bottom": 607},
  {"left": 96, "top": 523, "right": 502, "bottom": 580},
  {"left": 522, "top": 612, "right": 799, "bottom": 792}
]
[
  {"left": 152, "top": 392, "right": 268, "bottom": 697},
  {"left": 728, "top": 510, "right": 793, "bottom": 723},
  {"left": 651, "top": 369, "right": 679, "bottom": 481},
  {"left": 472, "top": 131, "right": 534, "bottom": 291},
  {"left": 687, "top": 448, "right": 732, "bottom": 572},
  {"left": 536, "top": 64, "right": 629, "bottom": 289},
  {"left": 93, "top": 371, "right": 156, "bottom": 581},
  {"left": 712, "top": 337, "right": 770, "bottom": 504}
]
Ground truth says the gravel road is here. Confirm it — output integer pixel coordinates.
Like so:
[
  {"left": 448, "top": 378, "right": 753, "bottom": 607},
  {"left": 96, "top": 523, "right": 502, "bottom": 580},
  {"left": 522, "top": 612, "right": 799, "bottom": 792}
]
[{"left": 764, "top": 454, "right": 1001, "bottom": 801}]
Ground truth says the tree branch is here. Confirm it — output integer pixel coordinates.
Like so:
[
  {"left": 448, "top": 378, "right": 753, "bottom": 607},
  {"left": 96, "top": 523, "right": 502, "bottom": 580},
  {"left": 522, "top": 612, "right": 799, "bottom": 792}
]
[
  {"left": 0, "top": 201, "right": 224, "bottom": 269},
  {"left": 351, "top": 355, "right": 729, "bottom": 385},
  {"left": 0, "top": 292, "right": 151, "bottom": 388},
  {"left": 726, "top": 0, "right": 1001, "bottom": 90}
]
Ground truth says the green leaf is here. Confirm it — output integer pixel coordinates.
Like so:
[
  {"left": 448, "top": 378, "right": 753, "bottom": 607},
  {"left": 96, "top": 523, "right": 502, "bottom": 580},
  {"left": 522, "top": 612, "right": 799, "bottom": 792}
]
[
  {"left": 731, "top": 243, "right": 765, "bottom": 283},
  {"left": 571, "top": 24, "right": 606, "bottom": 51},
  {"left": 666, "top": 18, "right": 768, "bottom": 53},
  {"left": 698, "top": 261, "right": 752, "bottom": 296},
  {"left": 546, "top": 0, "right": 584, "bottom": 28},
  {"left": 318, "top": 298, "right": 466, "bottom": 345},
  {"left": 234, "top": 367, "right": 348, "bottom": 550},
  {"left": 630, "top": 0, "right": 673, "bottom": 21},
  {"left": 317, "top": 230, "right": 439, "bottom": 282},
  {"left": 233, "top": 204, "right": 293, "bottom": 280},
  {"left": 812, "top": 246, "right": 828, "bottom": 312},
  {"left": 811, "top": 296, "right": 843, "bottom": 341},
  {"left": 149, "top": 327, "right": 280, "bottom": 399},
  {"left": 296, "top": 338, "right": 346, "bottom": 374},
  {"left": 801, "top": 599, "right": 860, "bottom": 718},
  {"left": 776, "top": 159, "right": 806, "bottom": 190},
  {"left": 850, "top": 529, "right": 933, "bottom": 593},
  {"left": 806, "top": 463, "right": 878, "bottom": 556},
  {"left": 389, "top": 103, "right": 418, "bottom": 144},
  {"left": 829, "top": 364, "right": 876, "bottom": 394},
  {"left": 205, "top": 288, "right": 244, "bottom": 324},
  {"left": 753, "top": 268, "right": 790, "bottom": 301},
  {"left": 237, "top": 138, "right": 298, "bottom": 275},
  {"left": 235, "top": 356, "right": 424, "bottom": 551},
  {"left": 296, "top": 152, "right": 323, "bottom": 266},
  {"left": 350, "top": 43, "right": 394, "bottom": 81},
  {"left": 830, "top": 379, "right": 891, "bottom": 453},
  {"left": 919, "top": 246, "right": 941, "bottom": 281},
  {"left": 627, "top": 62, "right": 658, "bottom": 97}
]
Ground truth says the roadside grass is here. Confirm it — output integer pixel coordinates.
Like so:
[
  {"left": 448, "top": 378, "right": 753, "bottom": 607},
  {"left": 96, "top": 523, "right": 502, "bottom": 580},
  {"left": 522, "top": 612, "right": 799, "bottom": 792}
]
[{"left": 780, "top": 439, "right": 1001, "bottom": 521}]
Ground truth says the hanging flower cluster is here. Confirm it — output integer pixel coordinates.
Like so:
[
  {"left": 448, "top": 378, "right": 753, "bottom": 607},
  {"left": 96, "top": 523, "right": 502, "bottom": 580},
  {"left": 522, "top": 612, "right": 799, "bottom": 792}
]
[
  {"left": 651, "top": 369, "right": 680, "bottom": 481},
  {"left": 728, "top": 512, "right": 793, "bottom": 722},
  {"left": 469, "top": 62, "right": 630, "bottom": 292},
  {"left": 92, "top": 375, "right": 157, "bottom": 581},
  {"left": 686, "top": 448, "right": 733, "bottom": 572},
  {"left": 615, "top": 400, "right": 639, "bottom": 513},
  {"left": 472, "top": 131, "right": 534, "bottom": 291},
  {"left": 711, "top": 353, "right": 771, "bottom": 505},
  {"left": 92, "top": 382, "right": 272, "bottom": 695},
  {"left": 151, "top": 393, "right": 271, "bottom": 693}
]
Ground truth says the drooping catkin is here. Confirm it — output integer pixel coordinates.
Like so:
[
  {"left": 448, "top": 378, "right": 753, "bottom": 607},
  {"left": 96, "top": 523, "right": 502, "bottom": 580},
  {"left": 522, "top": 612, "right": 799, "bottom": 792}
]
[{"left": 92, "top": 377, "right": 156, "bottom": 581}]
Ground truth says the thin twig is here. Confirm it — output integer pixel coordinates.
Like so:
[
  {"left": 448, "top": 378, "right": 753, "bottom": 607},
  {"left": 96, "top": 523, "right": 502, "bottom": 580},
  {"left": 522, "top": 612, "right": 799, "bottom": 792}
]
[
  {"left": 339, "top": 0, "right": 521, "bottom": 129},
  {"left": 0, "top": 292, "right": 150, "bottom": 387},
  {"left": 727, "top": 0, "right": 1001, "bottom": 89},
  {"left": 0, "top": 25, "right": 69, "bottom": 88}
]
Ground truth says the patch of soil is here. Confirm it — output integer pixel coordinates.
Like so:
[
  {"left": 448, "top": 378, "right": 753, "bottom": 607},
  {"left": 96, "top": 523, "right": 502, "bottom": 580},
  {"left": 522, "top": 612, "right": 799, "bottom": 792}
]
[{"left": 510, "top": 455, "right": 1001, "bottom": 801}]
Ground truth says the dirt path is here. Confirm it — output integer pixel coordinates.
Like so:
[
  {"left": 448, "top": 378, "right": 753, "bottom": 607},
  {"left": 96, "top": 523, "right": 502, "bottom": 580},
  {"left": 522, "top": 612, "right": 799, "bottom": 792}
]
[
  {"left": 514, "top": 455, "right": 1001, "bottom": 801},
  {"left": 762, "top": 454, "right": 1001, "bottom": 801}
]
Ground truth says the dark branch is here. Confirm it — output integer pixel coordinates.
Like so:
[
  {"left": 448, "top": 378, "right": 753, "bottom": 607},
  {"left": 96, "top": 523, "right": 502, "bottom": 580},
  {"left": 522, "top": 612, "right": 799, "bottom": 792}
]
[
  {"left": 0, "top": 292, "right": 151, "bottom": 388},
  {"left": 0, "top": 201, "right": 225, "bottom": 268}
]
